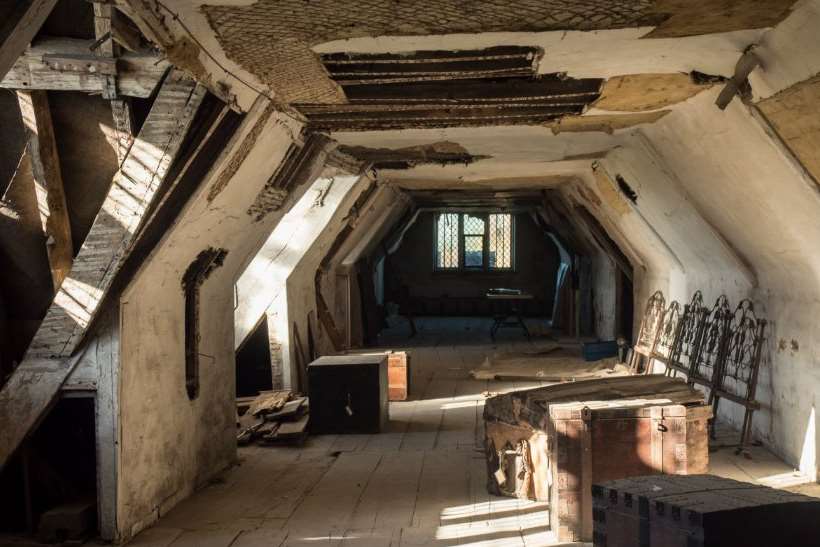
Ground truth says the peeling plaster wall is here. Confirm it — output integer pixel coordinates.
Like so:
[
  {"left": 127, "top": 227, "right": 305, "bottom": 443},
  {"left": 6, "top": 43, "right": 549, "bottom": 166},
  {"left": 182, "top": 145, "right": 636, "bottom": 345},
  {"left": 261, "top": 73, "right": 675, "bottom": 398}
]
[
  {"left": 234, "top": 170, "right": 364, "bottom": 390},
  {"left": 117, "top": 102, "right": 305, "bottom": 541},
  {"left": 315, "top": 27, "right": 762, "bottom": 81}
]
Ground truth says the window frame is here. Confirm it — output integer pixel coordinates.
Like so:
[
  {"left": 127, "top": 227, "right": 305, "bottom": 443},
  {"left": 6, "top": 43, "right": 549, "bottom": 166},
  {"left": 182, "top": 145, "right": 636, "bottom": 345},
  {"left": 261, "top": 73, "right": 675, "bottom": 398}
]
[{"left": 434, "top": 211, "right": 515, "bottom": 273}]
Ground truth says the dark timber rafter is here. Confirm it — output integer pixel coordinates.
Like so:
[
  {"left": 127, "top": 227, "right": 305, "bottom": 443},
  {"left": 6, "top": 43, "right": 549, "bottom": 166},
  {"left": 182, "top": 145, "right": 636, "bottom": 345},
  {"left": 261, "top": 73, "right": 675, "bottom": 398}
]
[{"left": 0, "top": 0, "right": 59, "bottom": 80}]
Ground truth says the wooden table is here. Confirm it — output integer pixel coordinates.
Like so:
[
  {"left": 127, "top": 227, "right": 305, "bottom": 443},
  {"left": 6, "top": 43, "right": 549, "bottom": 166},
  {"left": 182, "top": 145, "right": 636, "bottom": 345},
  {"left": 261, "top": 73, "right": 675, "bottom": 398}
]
[{"left": 486, "top": 291, "right": 534, "bottom": 341}]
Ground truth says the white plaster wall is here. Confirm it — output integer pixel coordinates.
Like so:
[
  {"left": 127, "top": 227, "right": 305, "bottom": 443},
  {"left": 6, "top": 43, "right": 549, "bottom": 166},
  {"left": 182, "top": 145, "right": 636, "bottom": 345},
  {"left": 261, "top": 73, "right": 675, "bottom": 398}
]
[
  {"left": 638, "top": 89, "right": 820, "bottom": 477},
  {"left": 750, "top": 0, "right": 820, "bottom": 100},
  {"left": 286, "top": 176, "right": 371, "bottom": 365},
  {"left": 598, "top": 141, "right": 755, "bottom": 303},
  {"left": 116, "top": 102, "right": 306, "bottom": 540},
  {"left": 234, "top": 170, "right": 364, "bottom": 388}
]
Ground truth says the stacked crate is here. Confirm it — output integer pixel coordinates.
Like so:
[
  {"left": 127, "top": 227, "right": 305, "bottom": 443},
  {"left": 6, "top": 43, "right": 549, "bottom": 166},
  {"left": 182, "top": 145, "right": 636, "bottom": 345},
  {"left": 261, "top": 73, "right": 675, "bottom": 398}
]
[{"left": 593, "top": 474, "right": 820, "bottom": 546}]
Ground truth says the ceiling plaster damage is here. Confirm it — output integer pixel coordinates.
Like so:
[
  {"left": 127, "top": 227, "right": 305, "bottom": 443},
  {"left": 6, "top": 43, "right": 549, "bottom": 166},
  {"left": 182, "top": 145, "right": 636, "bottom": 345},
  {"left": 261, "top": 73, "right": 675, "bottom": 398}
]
[
  {"left": 4, "top": 0, "right": 820, "bottom": 544},
  {"left": 339, "top": 141, "right": 490, "bottom": 170},
  {"left": 201, "top": 0, "right": 798, "bottom": 105}
]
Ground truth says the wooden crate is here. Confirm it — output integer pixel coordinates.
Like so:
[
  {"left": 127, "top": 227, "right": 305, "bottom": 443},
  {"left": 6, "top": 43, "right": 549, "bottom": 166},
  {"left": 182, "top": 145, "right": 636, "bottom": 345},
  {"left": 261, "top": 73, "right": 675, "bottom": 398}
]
[
  {"left": 593, "top": 474, "right": 820, "bottom": 547},
  {"left": 387, "top": 351, "right": 409, "bottom": 401},
  {"left": 483, "top": 375, "right": 711, "bottom": 543},
  {"left": 550, "top": 402, "right": 711, "bottom": 542}
]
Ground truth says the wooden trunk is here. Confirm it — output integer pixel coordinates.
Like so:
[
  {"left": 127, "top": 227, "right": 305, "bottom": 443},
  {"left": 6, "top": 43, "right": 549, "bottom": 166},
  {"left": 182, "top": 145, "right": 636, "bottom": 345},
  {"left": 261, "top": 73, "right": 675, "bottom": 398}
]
[
  {"left": 593, "top": 474, "right": 820, "bottom": 547},
  {"left": 387, "top": 351, "right": 409, "bottom": 401},
  {"left": 482, "top": 375, "right": 711, "bottom": 543},
  {"left": 549, "top": 403, "right": 711, "bottom": 543}
]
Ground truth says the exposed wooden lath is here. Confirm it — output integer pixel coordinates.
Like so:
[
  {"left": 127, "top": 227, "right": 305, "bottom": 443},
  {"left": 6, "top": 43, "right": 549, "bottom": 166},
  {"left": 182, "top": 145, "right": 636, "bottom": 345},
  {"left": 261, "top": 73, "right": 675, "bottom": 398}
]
[
  {"left": 246, "top": 133, "right": 333, "bottom": 221},
  {"left": 321, "top": 46, "right": 540, "bottom": 85},
  {"left": 295, "top": 47, "right": 602, "bottom": 131}
]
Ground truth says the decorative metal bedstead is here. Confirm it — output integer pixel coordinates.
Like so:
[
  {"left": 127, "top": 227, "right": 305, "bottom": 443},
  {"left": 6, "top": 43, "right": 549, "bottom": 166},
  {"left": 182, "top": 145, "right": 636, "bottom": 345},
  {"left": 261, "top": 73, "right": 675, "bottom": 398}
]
[
  {"left": 664, "top": 291, "right": 706, "bottom": 379},
  {"left": 710, "top": 299, "right": 767, "bottom": 450},
  {"left": 628, "top": 290, "right": 666, "bottom": 374},
  {"left": 630, "top": 290, "right": 767, "bottom": 452}
]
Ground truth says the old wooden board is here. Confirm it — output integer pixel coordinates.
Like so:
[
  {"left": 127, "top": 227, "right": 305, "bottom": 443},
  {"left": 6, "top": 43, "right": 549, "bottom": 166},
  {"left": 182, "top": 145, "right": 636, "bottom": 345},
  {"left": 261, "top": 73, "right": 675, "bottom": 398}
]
[
  {"left": 471, "top": 346, "right": 629, "bottom": 381},
  {"left": 1, "top": 37, "right": 170, "bottom": 97}
]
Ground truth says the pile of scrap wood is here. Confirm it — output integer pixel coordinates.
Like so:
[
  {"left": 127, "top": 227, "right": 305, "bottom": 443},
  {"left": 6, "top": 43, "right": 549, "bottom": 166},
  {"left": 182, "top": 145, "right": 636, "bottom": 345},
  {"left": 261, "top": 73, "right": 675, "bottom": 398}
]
[
  {"left": 236, "top": 390, "right": 309, "bottom": 446},
  {"left": 470, "top": 344, "right": 629, "bottom": 381}
]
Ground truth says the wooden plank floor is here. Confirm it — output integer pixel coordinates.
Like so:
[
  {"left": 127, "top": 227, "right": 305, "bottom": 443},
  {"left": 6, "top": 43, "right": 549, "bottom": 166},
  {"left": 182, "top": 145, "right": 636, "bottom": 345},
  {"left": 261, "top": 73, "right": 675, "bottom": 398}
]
[{"left": 127, "top": 317, "right": 819, "bottom": 547}]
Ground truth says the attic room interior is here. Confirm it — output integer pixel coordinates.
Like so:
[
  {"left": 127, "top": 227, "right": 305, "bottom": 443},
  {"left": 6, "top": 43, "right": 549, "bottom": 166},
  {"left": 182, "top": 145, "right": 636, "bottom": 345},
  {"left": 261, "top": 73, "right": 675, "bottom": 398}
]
[{"left": 1, "top": 0, "right": 820, "bottom": 545}]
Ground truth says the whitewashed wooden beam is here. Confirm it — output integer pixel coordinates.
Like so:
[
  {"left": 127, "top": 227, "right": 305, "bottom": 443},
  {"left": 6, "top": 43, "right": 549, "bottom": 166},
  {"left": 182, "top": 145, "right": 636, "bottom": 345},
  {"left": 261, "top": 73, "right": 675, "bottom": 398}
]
[
  {"left": 0, "top": 0, "right": 59, "bottom": 80},
  {"left": 32, "top": 70, "right": 206, "bottom": 358},
  {"left": 17, "top": 89, "right": 73, "bottom": 291},
  {"left": 1, "top": 37, "right": 169, "bottom": 97},
  {"left": 0, "top": 70, "right": 206, "bottom": 473}
]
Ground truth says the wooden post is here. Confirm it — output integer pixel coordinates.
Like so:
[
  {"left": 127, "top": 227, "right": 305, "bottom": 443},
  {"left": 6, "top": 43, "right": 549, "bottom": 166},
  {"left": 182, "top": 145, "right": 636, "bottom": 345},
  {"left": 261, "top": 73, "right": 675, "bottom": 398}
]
[
  {"left": 17, "top": 89, "right": 73, "bottom": 291},
  {"left": 94, "top": 2, "right": 135, "bottom": 164},
  {"left": 0, "top": 0, "right": 59, "bottom": 79}
]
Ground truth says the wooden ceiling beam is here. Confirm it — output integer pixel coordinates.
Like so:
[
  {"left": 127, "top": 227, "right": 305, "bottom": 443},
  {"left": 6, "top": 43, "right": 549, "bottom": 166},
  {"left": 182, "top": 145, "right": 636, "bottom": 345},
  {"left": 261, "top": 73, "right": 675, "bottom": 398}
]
[
  {"left": 0, "top": 0, "right": 58, "bottom": 80},
  {"left": 1, "top": 37, "right": 169, "bottom": 97},
  {"left": 16, "top": 89, "right": 73, "bottom": 291}
]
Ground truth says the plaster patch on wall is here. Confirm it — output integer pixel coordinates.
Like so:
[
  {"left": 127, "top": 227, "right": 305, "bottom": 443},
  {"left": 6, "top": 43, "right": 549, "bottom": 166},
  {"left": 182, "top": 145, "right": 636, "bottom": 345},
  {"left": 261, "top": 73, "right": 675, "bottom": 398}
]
[
  {"left": 547, "top": 110, "right": 670, "bottom": 134},
  {"left": 575, "top": 183, "right": 602, "bottom": 208},
  {"left": 592, "top": 164, "right": 631, "bottom": 216},
  {"left": 594, "top": 73, "right": 713, "bottom": 112},
  {"left": 757, "top": 74, "right": 820, "bottom": 190},
  {"left": 644, "top": 0, "right": 798, "bottom": 38}
]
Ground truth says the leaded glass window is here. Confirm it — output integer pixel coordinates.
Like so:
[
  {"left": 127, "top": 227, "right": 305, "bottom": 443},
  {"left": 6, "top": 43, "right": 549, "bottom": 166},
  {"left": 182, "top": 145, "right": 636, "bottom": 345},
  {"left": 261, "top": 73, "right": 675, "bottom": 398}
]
[
  {"left": 435, "top": 213, "right": 459, "bottom": 269},
  {"left": 434, "top": 212, "right": 513, "bottom": 271},
  {"left": 463, "top": 214, "right": 485, "bottom": 268},
  {"left": 488, "top": 213, "right": 512, "bottom": 269}
]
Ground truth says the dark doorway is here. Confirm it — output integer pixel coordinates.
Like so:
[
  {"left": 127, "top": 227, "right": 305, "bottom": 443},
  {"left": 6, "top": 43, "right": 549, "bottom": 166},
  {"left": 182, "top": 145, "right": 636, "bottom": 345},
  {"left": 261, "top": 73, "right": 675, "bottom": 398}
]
[
  {"left": 0, "top": 396, "right": 98, "bottom": 539},
  {"left": 235, "top": 318, "right": 274, "bottom": 397}
]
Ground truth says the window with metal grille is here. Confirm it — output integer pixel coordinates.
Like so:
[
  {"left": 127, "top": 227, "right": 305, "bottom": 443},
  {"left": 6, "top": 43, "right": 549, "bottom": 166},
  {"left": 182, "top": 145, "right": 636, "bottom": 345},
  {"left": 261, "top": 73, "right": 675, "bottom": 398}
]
[
  {"left": 435, "top": 212, "right": 514, "bottom": 271},
  {"left": 488, "top": 213, "right": 512, "bottom": 269},
  {"left": 435, "top": 213, "right": 459, "bottom": 269}
]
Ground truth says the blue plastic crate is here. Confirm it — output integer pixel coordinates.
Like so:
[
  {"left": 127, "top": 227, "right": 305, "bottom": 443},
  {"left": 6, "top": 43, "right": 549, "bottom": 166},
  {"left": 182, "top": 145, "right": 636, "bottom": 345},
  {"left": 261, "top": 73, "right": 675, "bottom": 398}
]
[{"left": 582, "top": 340, "right": 619, "bottom": 362}]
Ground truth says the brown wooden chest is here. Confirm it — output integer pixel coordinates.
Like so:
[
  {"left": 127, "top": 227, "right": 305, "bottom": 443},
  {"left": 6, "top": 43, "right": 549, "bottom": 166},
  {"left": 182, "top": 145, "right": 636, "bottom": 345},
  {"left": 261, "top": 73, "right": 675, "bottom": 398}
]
[
  {"left": 483, "top": 375, "right": 711, "bottom": 543},
  {"left": 550, "top": 402, "right": 711, "bottom": 542}
]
